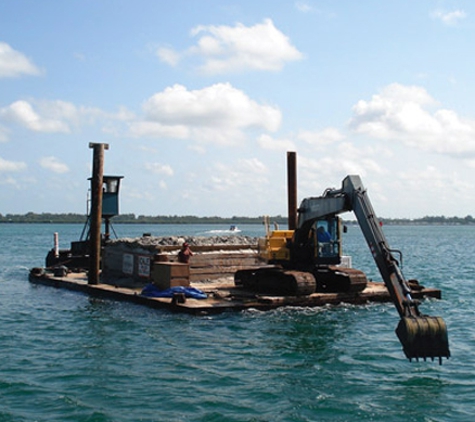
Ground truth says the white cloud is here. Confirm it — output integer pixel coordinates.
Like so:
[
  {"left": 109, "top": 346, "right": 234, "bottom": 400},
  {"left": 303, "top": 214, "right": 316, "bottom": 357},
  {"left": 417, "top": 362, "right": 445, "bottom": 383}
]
[
  {"left": 0, "top": 99, "right": 120, "bottom": 135},
  {"left": 156, "top": 46, "right": 181, "bottom": 66},
  {"left": 39, "top": 100, "right": 80, "bottom": 122},
  {"left": 159, "top": 19, "right": 303, "bottom": 74},
  {"left": 239, "top": 157, "right": 268, "bottom": 174},
  {"left": 204, "top": 158, "right": 269, "bottom": 193},
  {"left": 300, "top": 142, "right": 384, "bottom": 178},
  {"left": 395, "top": 166, "right": 473, "bottom": 208},
  {"left": 145, "top": 162, "right": 174, "bottom": 176},
  {"left": 292, "top": 140, "right": 388, "bottom": 201},
  {"left": 0, "top": 42, "right": 41, "bottom": 78},
  {"left": 349, "top": 83, "right": 475, "bottom": 157},
  {"left": 257, "top": 134, "right": 296, "bottom": 151},
  {"left": 144, "top": 83, "right": 280, "bottom": 129},
  {"left": 431, "top": 9, "right": 467, "bottom": 26},
  {"left": 132, "top": 83, "right": 281, "bottom": 145},
  {"left": 129, "top": 121, "right": 190, "bottom": 139},
  {"left": 0, "top": 100, "right": 71, "bottom": 133},
  {"left": 0, "top": 84, "right": 279, "bottom": 146},
  {"left": 0, "top": 156, "right": 27, "bottom": 172},
  {"left": 190, "top": 126, "right": 249, "bottom": 146},
  {"left": 39, "top": 156, "right": 69, "bottom": 174}
]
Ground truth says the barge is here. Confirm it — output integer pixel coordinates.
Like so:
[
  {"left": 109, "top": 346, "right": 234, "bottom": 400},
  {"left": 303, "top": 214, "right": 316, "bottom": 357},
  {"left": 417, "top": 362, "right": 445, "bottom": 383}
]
[
  {"left": 29, "top": 266, "right": 442, "bottom": 316},
  {"left": 29, "top": 144, "right": 449, "bottom": 361},
  {"left": 29, "top": 231, "right": 442, "bottom": 314}
]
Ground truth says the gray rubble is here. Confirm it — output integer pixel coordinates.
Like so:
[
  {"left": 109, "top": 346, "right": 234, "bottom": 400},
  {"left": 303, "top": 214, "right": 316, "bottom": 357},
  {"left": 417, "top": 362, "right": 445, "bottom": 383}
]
[{"left": 107, "top": 235, "right": 259, "bottom": 249}]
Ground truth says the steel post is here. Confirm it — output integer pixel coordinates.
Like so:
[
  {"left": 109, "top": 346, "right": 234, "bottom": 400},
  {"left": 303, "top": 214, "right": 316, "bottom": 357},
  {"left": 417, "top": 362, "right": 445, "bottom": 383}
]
[
  {"left": 88, "top": 142, "right": 109, "bottom": 284},
  {"left": 287, "top": 151, "right": 298, "bottom": 230}
]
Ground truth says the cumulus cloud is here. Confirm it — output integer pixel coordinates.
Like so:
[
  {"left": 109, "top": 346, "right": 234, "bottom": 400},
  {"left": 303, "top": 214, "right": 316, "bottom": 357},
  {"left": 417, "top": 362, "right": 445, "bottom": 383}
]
[
  {"left": 431, "top": 9, "right": 467, "bottom": 26},
  {"left": 0, "top": 100, "right": 71, "bottom": 133},
  {"left": 349, "top": 83, "right": 475, "bottom": 157},
  {"left": 0, "top": 84, "right": 279, "bottom": 146},
  {"left": 0, "top": 99, "right": 123, "bottom": 136},
  {"left": 158, "top": 19, "right": 303, "bottom": 74},
  {"left": 132, "top": 83, "right": 281, "bottom": 145},
  {"left": 144, "top": 83, "right": 280, "bottom": 129},
  {"left": 39, "top": 156, "right": 69, "bottom": 174},
  {"left": 0, "top": 42, "right": 41, "bottom": 78},
  {"left": 0, "top": 156, "right": 27, "bottom": 172}
]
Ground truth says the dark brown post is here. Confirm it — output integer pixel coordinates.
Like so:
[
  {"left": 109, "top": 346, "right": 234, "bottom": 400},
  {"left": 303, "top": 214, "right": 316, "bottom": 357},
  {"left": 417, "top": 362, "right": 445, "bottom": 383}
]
[
  {"left": 88, "top": 142, "right": 109, "bottom": 284},
  {"left": 287, "top": 151, "right": 297, "bottom": 230}
]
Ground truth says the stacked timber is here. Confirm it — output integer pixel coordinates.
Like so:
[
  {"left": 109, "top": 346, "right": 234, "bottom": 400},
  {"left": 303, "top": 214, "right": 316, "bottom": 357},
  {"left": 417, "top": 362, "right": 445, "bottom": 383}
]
[
  {"left": 101, "top": 235, "right": 261, "bottom": 288},
  {"left": 185, "top": 246, "right": 261, "bottom": 282}
]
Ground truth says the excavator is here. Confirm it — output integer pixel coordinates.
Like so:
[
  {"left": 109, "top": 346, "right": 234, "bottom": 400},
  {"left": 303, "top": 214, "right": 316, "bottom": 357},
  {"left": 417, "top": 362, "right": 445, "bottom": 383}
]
[{"left": 235, "top": 174, "right": 450, "bottom": 363}]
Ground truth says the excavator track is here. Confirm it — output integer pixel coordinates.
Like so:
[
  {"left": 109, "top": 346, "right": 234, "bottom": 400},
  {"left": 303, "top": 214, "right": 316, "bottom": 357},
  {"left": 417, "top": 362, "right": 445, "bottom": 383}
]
[
  {"left": 235, "top": 267, "right": 316, "bottom": 296},
  {"left": 234, "top": 265, "right": 367, "bottom": 296},
  {"left": 313, "top": 266, "right": 367, "bottom": 293}
]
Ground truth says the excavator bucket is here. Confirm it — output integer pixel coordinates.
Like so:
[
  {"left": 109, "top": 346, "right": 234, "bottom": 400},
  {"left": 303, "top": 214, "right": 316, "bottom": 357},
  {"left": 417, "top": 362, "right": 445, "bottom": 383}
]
[{"left": 396, "top": 316, "right": 450, "bottom": 364}]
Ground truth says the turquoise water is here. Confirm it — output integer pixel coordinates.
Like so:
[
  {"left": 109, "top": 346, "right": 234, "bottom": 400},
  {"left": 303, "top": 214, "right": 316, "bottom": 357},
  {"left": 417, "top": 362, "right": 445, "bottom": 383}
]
[{"left": 0, "top": 223, "right": 474, "bottom": 421}]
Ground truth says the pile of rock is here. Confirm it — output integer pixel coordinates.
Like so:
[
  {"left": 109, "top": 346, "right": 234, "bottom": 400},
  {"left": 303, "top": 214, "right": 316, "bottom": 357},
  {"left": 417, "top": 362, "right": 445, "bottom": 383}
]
[{"left": 108, "top": 235, "right": 259, "bottom": 249}]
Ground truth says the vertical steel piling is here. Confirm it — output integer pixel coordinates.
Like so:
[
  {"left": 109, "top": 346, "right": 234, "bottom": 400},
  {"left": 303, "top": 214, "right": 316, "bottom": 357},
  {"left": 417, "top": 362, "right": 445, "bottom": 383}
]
[
  {"left": 287, "top": 151, "right": 298, "bottom": 231},
  {"left": 88, "top": 142, "right": 109, "bottom": 285}
]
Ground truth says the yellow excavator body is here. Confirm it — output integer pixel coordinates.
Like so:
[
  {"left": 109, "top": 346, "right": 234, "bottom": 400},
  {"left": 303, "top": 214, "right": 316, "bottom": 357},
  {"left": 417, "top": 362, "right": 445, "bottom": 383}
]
[{"left": 258, "top": 230, "right": 294, "bottom": 262}]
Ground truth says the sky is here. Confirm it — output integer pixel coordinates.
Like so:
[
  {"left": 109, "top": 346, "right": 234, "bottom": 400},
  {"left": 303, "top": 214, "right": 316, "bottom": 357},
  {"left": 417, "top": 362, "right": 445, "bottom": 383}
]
[{"left": 1, "top": 0, "right": 475, "bottom": 219}]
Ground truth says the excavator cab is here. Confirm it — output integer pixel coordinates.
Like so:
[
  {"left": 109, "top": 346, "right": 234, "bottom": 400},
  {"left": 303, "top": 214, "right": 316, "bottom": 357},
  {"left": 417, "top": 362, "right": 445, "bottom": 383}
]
[
  {"left": 314, "top": 217, "right": 341, "bottom": 265},
  {"left": 288, "top": 216, "right": 342, "bottom": 268}
]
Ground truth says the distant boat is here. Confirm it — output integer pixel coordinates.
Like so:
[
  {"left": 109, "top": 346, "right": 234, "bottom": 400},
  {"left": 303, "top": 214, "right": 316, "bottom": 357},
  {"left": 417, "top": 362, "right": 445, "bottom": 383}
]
[{"left": 203, "top": 225, "right": 241, "bottom": 235}]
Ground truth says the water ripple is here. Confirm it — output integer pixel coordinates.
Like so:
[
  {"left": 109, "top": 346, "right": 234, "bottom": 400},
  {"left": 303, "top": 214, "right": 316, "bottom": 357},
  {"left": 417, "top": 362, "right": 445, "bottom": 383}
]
[{"left": 1, "top": 224, "right": 474, "bottom": 421}]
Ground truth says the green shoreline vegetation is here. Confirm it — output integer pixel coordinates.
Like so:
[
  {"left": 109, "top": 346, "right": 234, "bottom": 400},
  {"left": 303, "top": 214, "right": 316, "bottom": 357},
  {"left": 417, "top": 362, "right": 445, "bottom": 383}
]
[{"left": 0, "top": 212, "right": 474, "bottom": 225}]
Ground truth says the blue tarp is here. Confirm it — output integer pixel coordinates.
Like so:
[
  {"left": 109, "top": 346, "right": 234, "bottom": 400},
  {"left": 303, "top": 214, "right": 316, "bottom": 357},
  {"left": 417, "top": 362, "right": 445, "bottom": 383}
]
[{"left": 141, "top": 283, "right": 207, "bottom": 300}]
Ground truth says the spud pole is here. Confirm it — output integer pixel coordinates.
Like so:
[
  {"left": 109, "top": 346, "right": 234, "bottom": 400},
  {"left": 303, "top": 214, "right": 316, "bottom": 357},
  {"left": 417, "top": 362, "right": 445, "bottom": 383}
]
[
  {"left": 88, "top": 142, "right": 109, "bottom": 285},
  {"left": 287, "top": 151, "right": 297, "bottom": 231}
]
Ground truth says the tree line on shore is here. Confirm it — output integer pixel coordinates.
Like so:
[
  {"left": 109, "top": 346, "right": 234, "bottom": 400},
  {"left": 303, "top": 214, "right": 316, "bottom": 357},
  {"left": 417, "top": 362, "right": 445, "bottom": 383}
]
[{"left": 0, "top": 212, "right": 474, "bottom": 225}]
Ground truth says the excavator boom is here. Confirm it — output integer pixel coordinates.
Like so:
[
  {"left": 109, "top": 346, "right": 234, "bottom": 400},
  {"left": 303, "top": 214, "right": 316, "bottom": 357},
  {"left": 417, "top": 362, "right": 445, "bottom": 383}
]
[
  {"left": 236, "top": 171, "right": 450, "bottom": 362},
  {"left": 308, "top": 176, "right": 450, "bottom": 363}
]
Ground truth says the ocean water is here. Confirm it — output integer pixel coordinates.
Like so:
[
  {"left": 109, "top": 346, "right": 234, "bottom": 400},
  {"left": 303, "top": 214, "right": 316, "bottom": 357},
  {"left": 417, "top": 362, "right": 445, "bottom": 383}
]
[{"left": 0, "top": 223, "right": 474, "bottom": 421}]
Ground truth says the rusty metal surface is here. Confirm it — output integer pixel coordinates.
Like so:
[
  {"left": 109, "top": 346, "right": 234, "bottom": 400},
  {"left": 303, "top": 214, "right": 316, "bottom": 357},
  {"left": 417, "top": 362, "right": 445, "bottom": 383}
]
[
  {"left": 287, "top": 151, "right": 298, "bottom": 230},
  {"left": 396, "top": 316, "right": 450, "bottom": 364}
]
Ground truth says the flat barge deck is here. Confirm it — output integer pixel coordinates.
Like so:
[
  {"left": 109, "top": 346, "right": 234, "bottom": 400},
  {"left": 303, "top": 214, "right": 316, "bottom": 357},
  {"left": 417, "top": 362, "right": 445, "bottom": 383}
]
[{"left": 29, "top": 270, "right": 442, "bottom": 315}]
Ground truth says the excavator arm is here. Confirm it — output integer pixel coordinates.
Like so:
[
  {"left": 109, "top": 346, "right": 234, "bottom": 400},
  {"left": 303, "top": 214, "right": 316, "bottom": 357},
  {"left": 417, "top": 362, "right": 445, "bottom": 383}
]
[{"left": 297, "top": 175, "right": 450, "bottom": 363}]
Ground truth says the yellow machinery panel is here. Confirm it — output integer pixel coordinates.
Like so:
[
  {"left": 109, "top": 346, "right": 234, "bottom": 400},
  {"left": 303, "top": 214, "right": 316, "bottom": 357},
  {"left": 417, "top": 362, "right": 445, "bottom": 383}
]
[{"left": 258, "top": 230, "right": 294, "bottom": 262}]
